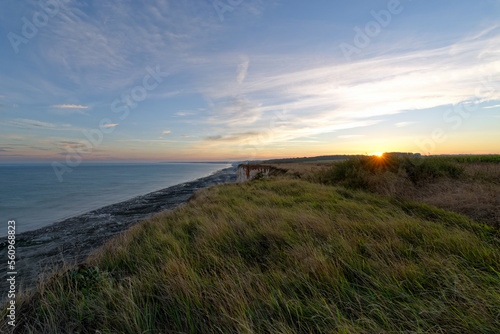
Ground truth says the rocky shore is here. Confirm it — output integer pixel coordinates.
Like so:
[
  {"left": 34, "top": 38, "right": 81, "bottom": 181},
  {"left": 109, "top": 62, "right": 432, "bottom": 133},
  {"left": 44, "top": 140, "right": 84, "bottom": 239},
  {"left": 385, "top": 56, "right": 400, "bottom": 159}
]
[{"left": 0, "top": 165, "right": 237, "bottom": 298}]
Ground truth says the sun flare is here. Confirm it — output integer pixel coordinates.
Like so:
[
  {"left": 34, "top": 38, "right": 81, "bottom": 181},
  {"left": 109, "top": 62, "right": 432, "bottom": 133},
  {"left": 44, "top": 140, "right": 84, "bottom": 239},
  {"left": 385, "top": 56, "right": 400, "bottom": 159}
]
[{"left": 370, "top": 152, "right": 384, "bottom": 157}]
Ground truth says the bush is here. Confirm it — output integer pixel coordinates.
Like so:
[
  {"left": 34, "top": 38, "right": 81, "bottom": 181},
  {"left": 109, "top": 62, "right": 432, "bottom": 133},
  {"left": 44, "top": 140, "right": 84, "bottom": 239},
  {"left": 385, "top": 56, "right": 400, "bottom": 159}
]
[
  {"left": 402, "top": 157, "right": 464, "bottom": 183},
  {"left": 316, "top": 156, "right": 464, "bottom": 191}
]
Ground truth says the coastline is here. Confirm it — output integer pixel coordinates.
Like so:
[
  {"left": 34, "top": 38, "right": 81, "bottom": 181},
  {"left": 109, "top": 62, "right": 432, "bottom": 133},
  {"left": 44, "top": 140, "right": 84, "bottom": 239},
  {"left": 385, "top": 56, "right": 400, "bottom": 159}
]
[{"left": 0, "top": 165, "right": 237, "bottom": 297}]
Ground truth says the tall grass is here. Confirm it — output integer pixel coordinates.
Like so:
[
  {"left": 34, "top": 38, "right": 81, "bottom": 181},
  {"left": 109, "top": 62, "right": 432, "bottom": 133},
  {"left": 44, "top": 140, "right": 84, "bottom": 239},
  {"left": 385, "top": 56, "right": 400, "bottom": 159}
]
[
  {"left": 313, "top": 156, "right": 499, "bottom": 228},
  {"left": 315, "top": 156, "right": 465, "bottom": 190},
  {"left": 3, "top": 179, "right": 499, "bottom": 333},
  {"left": 444, "top": 155, "right": 500, "bottom": 163}
]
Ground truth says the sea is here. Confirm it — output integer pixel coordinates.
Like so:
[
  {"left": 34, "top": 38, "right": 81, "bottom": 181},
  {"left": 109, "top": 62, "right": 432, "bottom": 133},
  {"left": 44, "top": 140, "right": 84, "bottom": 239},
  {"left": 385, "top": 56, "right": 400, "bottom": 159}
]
[{"left": 0, "top": 162, "right": 231, "bottom": 236}]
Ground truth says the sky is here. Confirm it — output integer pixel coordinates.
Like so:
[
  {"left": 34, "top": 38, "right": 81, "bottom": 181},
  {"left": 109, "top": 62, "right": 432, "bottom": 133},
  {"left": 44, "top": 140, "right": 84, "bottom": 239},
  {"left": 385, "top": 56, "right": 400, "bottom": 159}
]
[{"left": 0, "top": 0, "right": 499, "bottom": 163}]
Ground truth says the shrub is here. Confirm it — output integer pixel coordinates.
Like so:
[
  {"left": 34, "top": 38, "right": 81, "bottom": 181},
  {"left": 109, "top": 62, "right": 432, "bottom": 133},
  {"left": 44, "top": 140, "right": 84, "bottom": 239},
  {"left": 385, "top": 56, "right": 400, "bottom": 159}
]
[{"left": 315, "top": 156, "right": 464, "bottom": 192}]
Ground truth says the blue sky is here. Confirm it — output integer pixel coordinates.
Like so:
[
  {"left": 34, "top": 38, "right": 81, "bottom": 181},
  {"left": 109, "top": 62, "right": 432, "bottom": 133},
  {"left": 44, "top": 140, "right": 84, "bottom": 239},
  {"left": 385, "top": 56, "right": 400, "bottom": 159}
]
[{"left": 0, "top": 0, "right": 499, "bottom": 163}]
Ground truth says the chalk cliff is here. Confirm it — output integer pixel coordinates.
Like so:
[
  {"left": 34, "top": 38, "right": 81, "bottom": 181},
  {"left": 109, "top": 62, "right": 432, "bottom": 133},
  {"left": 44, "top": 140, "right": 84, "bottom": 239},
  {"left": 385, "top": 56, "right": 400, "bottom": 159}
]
[{"left": 237, "top": 164, "right": 272, "bottom": 182}]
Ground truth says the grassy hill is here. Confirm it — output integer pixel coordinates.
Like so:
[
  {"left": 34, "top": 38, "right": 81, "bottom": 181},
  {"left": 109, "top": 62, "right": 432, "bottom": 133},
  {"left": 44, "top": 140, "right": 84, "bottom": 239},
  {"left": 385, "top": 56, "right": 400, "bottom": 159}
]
[{"left": 2, "top": 158, "right": 500, "bottom": 333}]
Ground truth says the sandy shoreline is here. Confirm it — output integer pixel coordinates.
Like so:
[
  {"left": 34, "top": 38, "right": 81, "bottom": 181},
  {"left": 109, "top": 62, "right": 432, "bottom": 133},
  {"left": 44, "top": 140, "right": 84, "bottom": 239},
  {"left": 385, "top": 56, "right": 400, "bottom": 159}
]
[{"left": 0, "top": 165, "right": 237, "bottom": 298}]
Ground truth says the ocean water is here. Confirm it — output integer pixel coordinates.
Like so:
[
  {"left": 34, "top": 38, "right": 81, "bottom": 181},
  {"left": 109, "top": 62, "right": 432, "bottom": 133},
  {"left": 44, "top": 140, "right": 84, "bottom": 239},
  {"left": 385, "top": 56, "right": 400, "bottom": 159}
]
[{"left": 0, "top": 163, "right": 231, "bottom": 236}]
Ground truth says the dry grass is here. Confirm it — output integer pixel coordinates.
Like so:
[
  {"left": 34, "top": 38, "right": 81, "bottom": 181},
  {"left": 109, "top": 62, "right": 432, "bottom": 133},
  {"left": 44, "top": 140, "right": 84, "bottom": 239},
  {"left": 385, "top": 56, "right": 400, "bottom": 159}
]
[
  {"left": 410, "top": 179, "right": 499, "bottom": 229},
  {"left": 463, "top": 162, "right": 500, "bottom": 183},
  {"left": 294, "top": 157, "right": 500, "bottom": 229},
  {"left": 2, "top": 179, "right": 499, "bottom": 333},
  {"left": 268, "top": 162, "right": 333, "bottom": 180}
]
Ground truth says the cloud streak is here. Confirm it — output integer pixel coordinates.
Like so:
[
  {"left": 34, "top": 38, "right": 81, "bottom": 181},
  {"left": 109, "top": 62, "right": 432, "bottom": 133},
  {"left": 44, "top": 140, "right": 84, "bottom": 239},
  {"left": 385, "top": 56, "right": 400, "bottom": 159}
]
[
  {"left": 198, "top": 26, "right": 500, "bottom": 146},
  {"left": 101, "top": 123, "right": 118, "bottom": 128},
  {"left": 338, "top": 135, "right": 366, "bottom": 139},
  {"left": 5, "top": 118, "right": 78, "bottom": 131},
  {"left": 51, "top": 104, "right": 88, "bottom": 109},
  {"left": 396, "top": 122, "right": 417, "bottom": 128},
  {"left": 7, "top": 119, "right": 59, "bottom": 129},
  {"left": 32, "top": 0, "right": 226, "bottom": 93},
  {"left": 484, "top": 104, "right": 500, "bottom": 109},
  {"left": 50, "top": 104, "right": 90, "bottom": 115},
  {"left": 1, "top": 1, "right": 499, "bottom": 160},
  {"left": 237, "top": 55, "right": 249, "bottom": 84}
]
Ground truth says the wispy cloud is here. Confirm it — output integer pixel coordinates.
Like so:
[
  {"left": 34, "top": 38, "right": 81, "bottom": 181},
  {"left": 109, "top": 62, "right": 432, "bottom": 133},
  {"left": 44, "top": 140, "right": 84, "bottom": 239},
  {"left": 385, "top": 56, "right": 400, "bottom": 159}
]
[
  {"left": 237, "top": 55, "right": 249, "bottom": 84},
  {"left": 175, "top": 109, "right": 203, "bottom": 117},
  {"left": 159, "top": 91, "right": 182, "bottom": 98},
  {"left": 116, "top": 139, "right": 175, "bottom": 144},
  {"left": 36, "top": 137, "right": 93, "bottom": 152},
  {"left": 197, "top": 26, "right": 500, "bottom": 146},
  {"left": 286, "top": 140, "right": 319, "bottom": 143},
  {"left": 101, "top": 123, "right": 118, "bottom": 128},
  {"left": 205, "top": 119, "right": 379, "bottom": 145},
  {"left": 34, "top": 0, "right": 224, "bottom": 92},
  {"left": 50, "top": 104, "right": 90, "bottom": 115},
  {"left": 0, "top": 134, "right": 26, "bottom": 141},
  {"left": 5, "top": 118, "right": 76, "bottom": 131},
  {"left": 205, "top": 131, "right": 261, "bottom": 142},
  {"left": 7, "top": 119, "right": 58, "bottom": 129},
  {"left": 2, "top": 1, "right": 499, "bottom": 160},
  {"left": 51, "top": 104, "right": 88, "bottom": 109},
  {"left": 207, "top": 97, "right": 262, "bottom": 126},
  {"left": 396, "top": 122, "right": 417, "bottom": 128},
  {"left": 56, "top": 140, "right": 91, "bottom": 150},
  {"left": 483, "top": 104, "right": 500, "bottom": 109},
  {"left": 338, "top": 135, "right": 366, "bottom": 139}
]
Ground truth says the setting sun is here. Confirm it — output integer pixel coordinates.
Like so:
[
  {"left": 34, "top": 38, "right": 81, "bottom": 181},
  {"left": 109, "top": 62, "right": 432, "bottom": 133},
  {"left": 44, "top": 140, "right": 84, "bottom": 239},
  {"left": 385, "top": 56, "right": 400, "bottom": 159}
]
[{"left": 371, "top": 152, "right": 384, "bottom": 157}]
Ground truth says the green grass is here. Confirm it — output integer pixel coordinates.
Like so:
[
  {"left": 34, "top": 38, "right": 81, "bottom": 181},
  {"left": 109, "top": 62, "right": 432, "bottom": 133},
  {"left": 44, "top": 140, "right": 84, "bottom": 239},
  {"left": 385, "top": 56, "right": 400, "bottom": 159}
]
[
  {"left": 314, "top": 156, "right": 468, "bottom": 190},
  {"left": 312, "top": 156, "right": 500, "bottom": 229},
  {"left": 442, "top": 155, "right": 500, "bottom": 163},
  {"left": 3, "top": 178, "right": 500, "bottom": 333}
]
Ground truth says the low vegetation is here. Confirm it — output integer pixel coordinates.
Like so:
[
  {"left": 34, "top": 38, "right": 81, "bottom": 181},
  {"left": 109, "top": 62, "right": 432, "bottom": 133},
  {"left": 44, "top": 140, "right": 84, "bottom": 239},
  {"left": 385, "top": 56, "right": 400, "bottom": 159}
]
[
  {"left": 444, "top": 155, "right": 500, "bottom": 163},
  {"left": 314, "top": 156, "right": 499, "bottom": 229},
  {"left": 2, "top": 169, "right": 500, "bottom": 333},
  {"left": 314, "top": 155, "right": 465, "bottom": 188}
]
